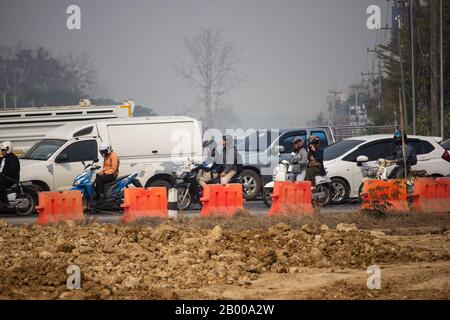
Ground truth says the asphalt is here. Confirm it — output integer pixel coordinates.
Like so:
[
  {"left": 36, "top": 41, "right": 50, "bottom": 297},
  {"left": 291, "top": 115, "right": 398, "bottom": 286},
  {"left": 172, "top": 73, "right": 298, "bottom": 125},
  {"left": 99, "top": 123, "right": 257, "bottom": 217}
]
[{"left": 0, "top": 200, "right": 361, "bottom": 226}]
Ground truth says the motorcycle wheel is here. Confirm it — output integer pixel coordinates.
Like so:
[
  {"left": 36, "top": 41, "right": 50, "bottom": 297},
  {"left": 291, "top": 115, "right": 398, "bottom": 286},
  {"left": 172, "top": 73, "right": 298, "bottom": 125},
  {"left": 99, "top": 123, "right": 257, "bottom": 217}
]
[
  {"left": 15, "top": 191, "right": 36, "bottom": 216},
  {"left": 315, "top": 185, "right": 331, "bottom": 207},
  {"left": 262, "top": 187, "right": 273, "bottom": 208},
  {"left": 177, "top": 186, "right": 192, "bottom": 211}
]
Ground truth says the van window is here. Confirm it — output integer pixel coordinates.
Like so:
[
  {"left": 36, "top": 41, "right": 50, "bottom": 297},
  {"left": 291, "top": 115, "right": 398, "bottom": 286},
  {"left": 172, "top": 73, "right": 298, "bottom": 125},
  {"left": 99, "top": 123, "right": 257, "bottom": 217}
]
[
  {"left": 60, "top": 140, "right": 98, "bottom": 162},
  {"left": 107, "top": 122, "right": 196, "bottom": 157},
  {"left": 310, "top": 131, "right": 328, "bottom": 148}
]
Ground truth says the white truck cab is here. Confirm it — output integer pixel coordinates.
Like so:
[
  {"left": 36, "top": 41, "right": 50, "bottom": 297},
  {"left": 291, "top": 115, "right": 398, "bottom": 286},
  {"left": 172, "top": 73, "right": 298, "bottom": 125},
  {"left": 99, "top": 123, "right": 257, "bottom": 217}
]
[{"left": 19, "top": 116, "right": 203, "bottom": 192}]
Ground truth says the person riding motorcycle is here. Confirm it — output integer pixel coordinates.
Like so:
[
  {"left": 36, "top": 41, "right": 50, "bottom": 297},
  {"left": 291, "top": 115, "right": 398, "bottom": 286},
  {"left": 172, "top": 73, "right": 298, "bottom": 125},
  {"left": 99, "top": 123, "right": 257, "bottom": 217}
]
[
  {"left": 197, "top": 140, "right": 223, "bottom": 188},
  {"left": 305, "top": 136, "right": 326, "bottom": 186},
  {"left": 387, "top": 131, "right": 417, "bottom": 179},
  {"left": 290, "top": 137, "right": 308, "bottom": 181},
  {"left": 0, "top": 141, "right": 20, "bottom": 208},
  {"left": 95, "top": 141, "right": 120, "bottom": 200},
  {"left": 219, "top": 135, "right": 243, "bottom": 184}
]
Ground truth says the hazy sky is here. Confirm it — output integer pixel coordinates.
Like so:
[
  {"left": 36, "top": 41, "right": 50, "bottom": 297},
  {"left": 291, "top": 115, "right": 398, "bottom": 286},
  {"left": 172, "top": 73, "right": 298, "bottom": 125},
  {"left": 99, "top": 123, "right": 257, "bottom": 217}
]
[{"left": 0, "top": 0, "right": 389, "bottom": 129}]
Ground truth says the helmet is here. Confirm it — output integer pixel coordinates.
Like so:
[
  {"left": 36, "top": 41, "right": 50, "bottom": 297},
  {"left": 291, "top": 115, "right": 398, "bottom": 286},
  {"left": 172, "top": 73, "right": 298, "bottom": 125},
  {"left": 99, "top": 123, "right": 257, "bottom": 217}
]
[
  {"left": 393, "top": 131, "right": 407, "bottom": 145},
  {"left": 0, "top": 141, "right": 12, "bottom": 154},
  {"left": 307, "top": 136, "right": 320, "bottom": 146},
  {"left": 292, "top": 137, "right": 304, "bottom": 148},
  {"left": 99, "top": 141, "right": 112, "bottom": 156}
]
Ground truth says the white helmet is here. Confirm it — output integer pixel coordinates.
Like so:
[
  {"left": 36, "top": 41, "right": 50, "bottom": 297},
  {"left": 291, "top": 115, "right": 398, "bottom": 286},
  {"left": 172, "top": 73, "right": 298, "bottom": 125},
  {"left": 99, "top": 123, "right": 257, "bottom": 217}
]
[
  {"left": 0, "top": 141, "right": 12, "bottom": 154},
  {"left": 99, "top": 141, "right": 112, "bottom": 155}
]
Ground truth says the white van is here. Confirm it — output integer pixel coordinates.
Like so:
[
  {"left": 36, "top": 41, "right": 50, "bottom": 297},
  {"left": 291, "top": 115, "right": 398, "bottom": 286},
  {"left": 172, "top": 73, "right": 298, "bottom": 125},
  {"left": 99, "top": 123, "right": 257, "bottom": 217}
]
[{"left": 19, "top": 116, "right": 203, "bottom": 192}]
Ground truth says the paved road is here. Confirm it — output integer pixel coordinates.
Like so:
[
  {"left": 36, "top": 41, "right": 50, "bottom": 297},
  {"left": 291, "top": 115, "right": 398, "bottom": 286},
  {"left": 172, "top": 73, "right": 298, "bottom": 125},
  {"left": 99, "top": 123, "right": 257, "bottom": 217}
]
[{"left": 0, "top": 200, "right": 360, "bottom": 226}]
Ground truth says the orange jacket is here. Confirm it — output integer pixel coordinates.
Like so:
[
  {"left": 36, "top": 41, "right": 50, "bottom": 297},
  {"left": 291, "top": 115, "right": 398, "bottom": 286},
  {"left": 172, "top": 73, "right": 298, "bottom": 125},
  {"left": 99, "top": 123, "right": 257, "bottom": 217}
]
[{"left": 99, "top": 151, "right": 119, "bottom": 177}]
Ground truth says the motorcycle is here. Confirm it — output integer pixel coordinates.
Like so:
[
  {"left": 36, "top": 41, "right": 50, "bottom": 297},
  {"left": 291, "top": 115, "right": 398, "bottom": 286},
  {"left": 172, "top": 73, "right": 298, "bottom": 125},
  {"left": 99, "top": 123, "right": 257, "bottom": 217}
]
[
  {"left": 173, "top": 161, "right": 242, "bottom": 210},
  {"left": 71, "top": 159, "right": 142, "bottom": 211},
  {"left": 356, "top": 155, "right": 427, "bottom": 200},
  {"left": 0, "top": 173, "right": 37, "bottom": 216},
  {"left": 262, "top": 160, "right": 331, "bottom": 208}
]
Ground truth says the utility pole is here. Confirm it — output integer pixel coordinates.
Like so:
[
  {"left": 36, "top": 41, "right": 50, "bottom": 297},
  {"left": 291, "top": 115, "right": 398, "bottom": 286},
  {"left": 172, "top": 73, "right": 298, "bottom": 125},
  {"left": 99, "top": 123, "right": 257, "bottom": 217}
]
[
  {"left": 430, "top": 0, "right": 439, "bottom": 136},
  {"left": 440, "top": 0, "right": 444, "bottom": 139},
  {"left": 328, "top": 90, "right": 342, "bottom": 128},
  {"left": 3, "top": 93, "right": 5, "bottom": 109},
  {"left": 396, "top": 0, "right": 408, "bottom": 132},
  {"left": 410, "top": 0, "right": 417, "bottom": 135}
]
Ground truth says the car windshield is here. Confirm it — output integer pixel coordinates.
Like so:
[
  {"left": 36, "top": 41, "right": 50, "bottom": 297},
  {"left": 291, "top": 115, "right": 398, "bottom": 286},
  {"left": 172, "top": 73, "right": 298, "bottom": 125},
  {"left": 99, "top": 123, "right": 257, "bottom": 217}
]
[
  {"left": 20, "top": 139, "right": 67, "bottom": 161},
  {"left": 323, "top": 139, "right": 363, "bottom": 161}
]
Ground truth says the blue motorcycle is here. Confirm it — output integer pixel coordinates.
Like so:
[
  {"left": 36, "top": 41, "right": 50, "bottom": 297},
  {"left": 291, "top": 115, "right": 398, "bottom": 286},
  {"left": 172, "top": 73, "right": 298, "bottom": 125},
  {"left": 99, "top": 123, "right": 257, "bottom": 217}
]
[{"left": 71, "top": 159, "right": 142, "bottom": 211}]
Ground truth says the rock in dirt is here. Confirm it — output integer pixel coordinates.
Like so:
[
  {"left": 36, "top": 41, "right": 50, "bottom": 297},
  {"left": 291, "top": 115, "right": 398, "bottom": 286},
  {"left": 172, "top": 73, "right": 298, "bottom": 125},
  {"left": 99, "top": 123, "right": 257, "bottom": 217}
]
[
  {"left": 268, "top": 223, "right": 291, "bottom": 236},
  {"left": 370, "top": 230, "right": 386, "bottom": 238},
  {"left": 301, "top": 223, "right": 320, "bottom": 235},
  {"left": 336, "top": 223, "right": 358, "bottom": 233},
  {"left": 208, "top": 226, "right": 223, "bottom": 243}
]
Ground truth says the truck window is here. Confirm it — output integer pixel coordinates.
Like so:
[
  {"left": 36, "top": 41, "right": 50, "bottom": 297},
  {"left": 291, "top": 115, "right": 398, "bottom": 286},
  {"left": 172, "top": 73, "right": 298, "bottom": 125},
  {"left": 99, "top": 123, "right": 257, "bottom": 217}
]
[
  {"left": 279, "top": 131, "right": 307, "bottom": 154},
  {"left": 21, "top": 139, "right": 67, "bottom": 161},
  {"left": 60, "top": 140, "right": 98, "bottom": 163},
  {"left": 310, "top": 131, "right": 328, "bottom": 148}
]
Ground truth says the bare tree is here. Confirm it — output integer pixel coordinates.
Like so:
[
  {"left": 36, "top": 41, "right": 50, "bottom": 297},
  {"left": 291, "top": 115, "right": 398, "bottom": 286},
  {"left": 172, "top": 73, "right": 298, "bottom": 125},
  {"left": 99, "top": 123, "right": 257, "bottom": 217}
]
[
  {"left": 176, "top": 27, "right": 242, "bottom": 129},
  {"left": 60, "top": 50, "right": 98, "bottom": 96},
  {"left": 0, "top": 44, "right": 34, "bottom": 107}
]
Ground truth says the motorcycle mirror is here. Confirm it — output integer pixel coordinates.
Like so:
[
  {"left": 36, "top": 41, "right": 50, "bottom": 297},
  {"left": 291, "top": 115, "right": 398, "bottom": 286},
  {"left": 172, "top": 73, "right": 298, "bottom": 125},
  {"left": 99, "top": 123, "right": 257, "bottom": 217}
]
[{"left": 272, "top": 145, "right": 284, "bottom": 155}]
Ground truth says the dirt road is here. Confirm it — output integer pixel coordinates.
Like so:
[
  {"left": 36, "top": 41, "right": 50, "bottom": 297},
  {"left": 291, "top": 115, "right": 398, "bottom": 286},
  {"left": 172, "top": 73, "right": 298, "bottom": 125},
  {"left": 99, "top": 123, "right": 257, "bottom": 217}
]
[{"left": 0, "top": 212, "right": 449, "bottom": 300}]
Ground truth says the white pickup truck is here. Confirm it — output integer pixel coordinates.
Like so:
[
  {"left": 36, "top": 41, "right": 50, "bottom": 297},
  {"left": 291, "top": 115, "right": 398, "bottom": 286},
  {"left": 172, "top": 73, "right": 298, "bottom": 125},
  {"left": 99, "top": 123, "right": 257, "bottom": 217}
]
[{"left": 19, "top": 116, "right": 203, "bottom": 192}]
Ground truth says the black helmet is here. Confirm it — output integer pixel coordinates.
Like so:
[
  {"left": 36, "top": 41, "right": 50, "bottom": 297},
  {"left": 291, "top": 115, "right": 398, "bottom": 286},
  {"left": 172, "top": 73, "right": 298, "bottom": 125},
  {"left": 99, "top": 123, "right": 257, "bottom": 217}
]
[{"left": 307, "top": 135, "right": 320, "bottom": 145}]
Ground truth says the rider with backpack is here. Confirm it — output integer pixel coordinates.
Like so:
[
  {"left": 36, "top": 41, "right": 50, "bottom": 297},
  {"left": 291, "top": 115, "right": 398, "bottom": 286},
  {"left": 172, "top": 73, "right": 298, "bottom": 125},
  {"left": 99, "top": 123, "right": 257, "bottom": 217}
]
[{"left": 387, "top": 131, "right": 417, "bottom": 179}]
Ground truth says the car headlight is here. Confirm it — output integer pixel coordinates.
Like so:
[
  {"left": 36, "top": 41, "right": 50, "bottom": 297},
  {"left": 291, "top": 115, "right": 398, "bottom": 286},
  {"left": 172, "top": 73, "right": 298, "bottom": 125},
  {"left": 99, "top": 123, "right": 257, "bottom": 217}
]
[{"left": 74, "top": 180, "right": 81, "bottom": 186}]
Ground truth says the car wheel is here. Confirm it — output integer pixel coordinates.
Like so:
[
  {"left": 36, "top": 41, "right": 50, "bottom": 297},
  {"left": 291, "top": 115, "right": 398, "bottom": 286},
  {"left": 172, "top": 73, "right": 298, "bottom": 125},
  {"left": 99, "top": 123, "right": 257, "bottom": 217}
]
[
  {"left": 315, "top": 185, "right": 331, "bottom": 207},
  {"left": 330, "top": 178, "right": 349, "bottom": 204},
  {"left": 240, "top": 170, "right": 261, "bottom": 201}
]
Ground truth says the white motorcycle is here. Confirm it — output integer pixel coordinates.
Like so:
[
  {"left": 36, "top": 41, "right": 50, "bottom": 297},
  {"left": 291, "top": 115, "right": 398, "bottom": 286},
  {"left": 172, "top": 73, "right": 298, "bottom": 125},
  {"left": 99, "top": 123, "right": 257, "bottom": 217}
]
[
  {"left": 356, "top": 155, "right": 427, "bottom": 199},
  {"left": 262, "top": 158, "right": 332, "bottom": 208}
]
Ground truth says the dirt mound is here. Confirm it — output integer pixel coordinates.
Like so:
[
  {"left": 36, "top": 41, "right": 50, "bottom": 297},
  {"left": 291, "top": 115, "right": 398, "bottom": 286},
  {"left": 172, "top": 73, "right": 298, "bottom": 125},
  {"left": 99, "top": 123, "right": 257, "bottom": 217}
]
[{"left": 0, "top": 219, "right": 447, "bottom": 300}]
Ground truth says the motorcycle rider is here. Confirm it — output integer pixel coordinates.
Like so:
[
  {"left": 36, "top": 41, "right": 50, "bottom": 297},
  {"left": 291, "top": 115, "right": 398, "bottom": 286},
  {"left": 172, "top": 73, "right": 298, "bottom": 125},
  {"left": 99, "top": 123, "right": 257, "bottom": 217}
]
[
  {"left": 387, "top": 131, "right": 417, "bottom": 179},
  {"left": 0, "top": 141, "right": 20, "bottom": 208},
  {"left": 197, "top": 140, "right": 222, "bottom": 188},
  {"left": 305, "top": 136, "right": 326, "bottom": 186},
  {"left": 219, "top": 135, "right": 243, "bottom": 184},
  {"left": 96, "top": 141, "right": 120, "bottom": 200},
  {"left": 290, "top": 137, "right": 308, "bottom": 181}
]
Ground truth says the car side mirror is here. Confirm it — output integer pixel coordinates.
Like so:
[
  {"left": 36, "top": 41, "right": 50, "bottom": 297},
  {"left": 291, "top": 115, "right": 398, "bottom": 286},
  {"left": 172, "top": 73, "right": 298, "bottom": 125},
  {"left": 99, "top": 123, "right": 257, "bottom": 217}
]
[
  {"left": 55, "top": 153, "right": 69, "bottom": 163},
  {"left": 356, "top": 155, "right": 369, "bottom": 167}
]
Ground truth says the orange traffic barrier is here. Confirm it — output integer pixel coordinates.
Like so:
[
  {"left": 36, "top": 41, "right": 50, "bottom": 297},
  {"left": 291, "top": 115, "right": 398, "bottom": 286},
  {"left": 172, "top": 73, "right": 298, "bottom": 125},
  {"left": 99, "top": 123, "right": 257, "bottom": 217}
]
[
  {"left": 200, "top": 184, "right": 244, "bottom": 217},
  {"left": 268, "top": 181, "right": 314, "bottom": 216},
  {"left": 122, "top": 187, "right": 168, "bottom": 222},
  {"left": 360, "top": 179, "right": 409, "bottom": 213},
  {"left": 412, "top": 178, "right": 450, "bottom": 214},
  {"left": 36, "top": 190, "right": 84, "bottom": 225}
]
